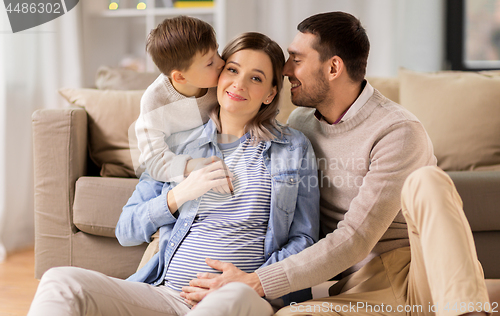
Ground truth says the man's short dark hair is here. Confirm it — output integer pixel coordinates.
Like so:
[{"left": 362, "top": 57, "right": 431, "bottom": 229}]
[{"left": 298, "top": 11, "right": 370, "bottom": 82}]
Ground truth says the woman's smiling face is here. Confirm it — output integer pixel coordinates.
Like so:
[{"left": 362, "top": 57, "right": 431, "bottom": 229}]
[{"left": 217, "top": 49, "right": 277, "bottom": 121}]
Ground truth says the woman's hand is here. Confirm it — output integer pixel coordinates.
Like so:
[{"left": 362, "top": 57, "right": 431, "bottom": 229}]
[{"left": 168, "top": 157, "right": 233, "bottom": 212}]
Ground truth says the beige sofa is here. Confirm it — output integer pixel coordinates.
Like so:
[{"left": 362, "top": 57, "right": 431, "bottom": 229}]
[{"left": 33, "top": 69, "right": 500, "bottom": 285}]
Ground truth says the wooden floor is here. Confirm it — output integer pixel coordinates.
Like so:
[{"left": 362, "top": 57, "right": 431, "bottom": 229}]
[{"left": 0, "top": 248, "right": 39, "bottom": 316}]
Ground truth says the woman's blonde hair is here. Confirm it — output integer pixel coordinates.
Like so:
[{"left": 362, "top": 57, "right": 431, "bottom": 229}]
[{"left": 210, "top": 32, "right": 285, "bottom": 143}]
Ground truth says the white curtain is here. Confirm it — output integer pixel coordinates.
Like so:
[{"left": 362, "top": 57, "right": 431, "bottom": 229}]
[{"left": 0, "top": 3, "right": 83, "bottom": 261}]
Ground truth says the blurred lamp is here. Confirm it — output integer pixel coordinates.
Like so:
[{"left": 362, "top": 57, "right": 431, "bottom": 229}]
[{"left": 109, "top": 1, "right": 119, "bottom": 10}]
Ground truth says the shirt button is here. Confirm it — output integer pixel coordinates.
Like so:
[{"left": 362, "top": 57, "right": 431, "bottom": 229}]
[
  {"left": 184, "top": 223, "right": 188, "bottom": 226},
  {"left": 170, "top": 242, "right": 174, "bottom": 247}
]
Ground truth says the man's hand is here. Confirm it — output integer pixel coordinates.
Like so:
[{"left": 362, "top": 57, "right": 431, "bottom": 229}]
[{"left": 180, "top": 258, "right": 264, "bottom": 305}]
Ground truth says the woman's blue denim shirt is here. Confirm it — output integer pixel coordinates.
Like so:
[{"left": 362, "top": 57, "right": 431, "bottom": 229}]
[{"left": 116, "top": 119, "right": 320, "bottom": 303}]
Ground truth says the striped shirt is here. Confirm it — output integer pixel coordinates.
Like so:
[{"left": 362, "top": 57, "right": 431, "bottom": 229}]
[{"left": 164, "top": 135, "right": 272, "bottom": 291}]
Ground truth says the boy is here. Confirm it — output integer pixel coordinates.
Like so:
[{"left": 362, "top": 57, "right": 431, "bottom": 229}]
[{"left": 135, "top": 15, "right": 225, "bottom": 183}]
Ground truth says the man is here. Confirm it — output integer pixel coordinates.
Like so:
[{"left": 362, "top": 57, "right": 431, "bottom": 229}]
[{"left": 182, "top": 12, "right": 490, "bottom": 316}]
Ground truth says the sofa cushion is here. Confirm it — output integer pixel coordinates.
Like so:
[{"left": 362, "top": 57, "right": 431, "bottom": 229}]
[
  {"left": 399, "top": 69, "right": 500, "bottom": 171},
  {"left": 73, "top": 177, "right": 139, "bottom": 237},
  {"left": 95, "top": 66, "right": 159, "bottom": 90},
  {"left": 59, "top": 88, "right": 144, "bottom": 177},
  {"left": 72, "top": 232, "right": 147, "bottom": 279},
  {"left": 367, "top": 77, "right": 400, "bottom": 103}
]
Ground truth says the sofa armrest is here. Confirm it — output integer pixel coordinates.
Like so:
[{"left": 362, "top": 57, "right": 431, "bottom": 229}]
[
  {"left": 32, "top": 107, "right": 88, "bottom": 278},
  {"left": 447, "top": 170, "right": 500, "bottom": 232}
]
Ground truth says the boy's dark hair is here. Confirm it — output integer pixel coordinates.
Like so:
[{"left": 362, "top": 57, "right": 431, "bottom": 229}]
[
  {"left": 298, "top": 11, "right": 370, "bottom": 82},
  {"left": 146, "top": 16, "right": 217, "bottom": 76}
]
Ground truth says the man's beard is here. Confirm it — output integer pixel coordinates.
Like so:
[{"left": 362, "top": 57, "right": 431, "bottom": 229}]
[{"left": 291, "top": 69, "right": 330, "bottom": 108}]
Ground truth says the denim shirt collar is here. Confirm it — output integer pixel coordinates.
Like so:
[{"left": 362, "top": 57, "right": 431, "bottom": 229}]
[{"left": 196, "top": 119, "right": 290, "bottom": 148}]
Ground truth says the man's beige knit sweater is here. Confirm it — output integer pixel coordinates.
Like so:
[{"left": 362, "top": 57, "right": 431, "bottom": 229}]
[{"left": 255, "top": 86, "right": 437, "bottom": 299}]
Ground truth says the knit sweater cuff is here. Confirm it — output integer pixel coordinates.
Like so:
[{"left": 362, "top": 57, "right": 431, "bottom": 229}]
[
  {"left": 168, "top": 154, "right": 191, "bottom": 183},
  {"left": 255, "top": 263, "right": 291, "bottom": 300}
]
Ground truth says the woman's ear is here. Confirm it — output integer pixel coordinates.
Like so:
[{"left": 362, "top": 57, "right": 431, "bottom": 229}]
[
  {"left": 171, "top": 70, "right": 187, "bottom": 84},
  {"left": 264, "top": 86, "right": 278, "bottom": 104}
]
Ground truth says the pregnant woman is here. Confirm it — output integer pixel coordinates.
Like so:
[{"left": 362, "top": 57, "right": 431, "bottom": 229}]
[{"left": 28, "top": 32, "right": 320, "bottom": 316}]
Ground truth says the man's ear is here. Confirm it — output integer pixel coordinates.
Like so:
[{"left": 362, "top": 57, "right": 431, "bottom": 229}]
[
  {"left": 171, "top": 70, "right": 187, "bottom": 84},
  {"left": 328, "top": 56, "right": 344, "bottom": 81},
  {"left": 264, "top": 86, "right": 278, "bottom": 104}
]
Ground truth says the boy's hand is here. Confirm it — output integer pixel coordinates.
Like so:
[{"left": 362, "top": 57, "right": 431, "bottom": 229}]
[
  {"left": 184, "top": 158, "right": 207, "bottom": 176},
  {"left": 171, "top": 158, "right": 233, "bottom": 210}
]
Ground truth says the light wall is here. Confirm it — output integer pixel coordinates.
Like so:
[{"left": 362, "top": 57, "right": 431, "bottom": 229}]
[
  {"left": 224, "top": 0, "right": 445, "bottom": 77},
  {"left": 81, "top": 0, "right": 446, "bottom": 86}
]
